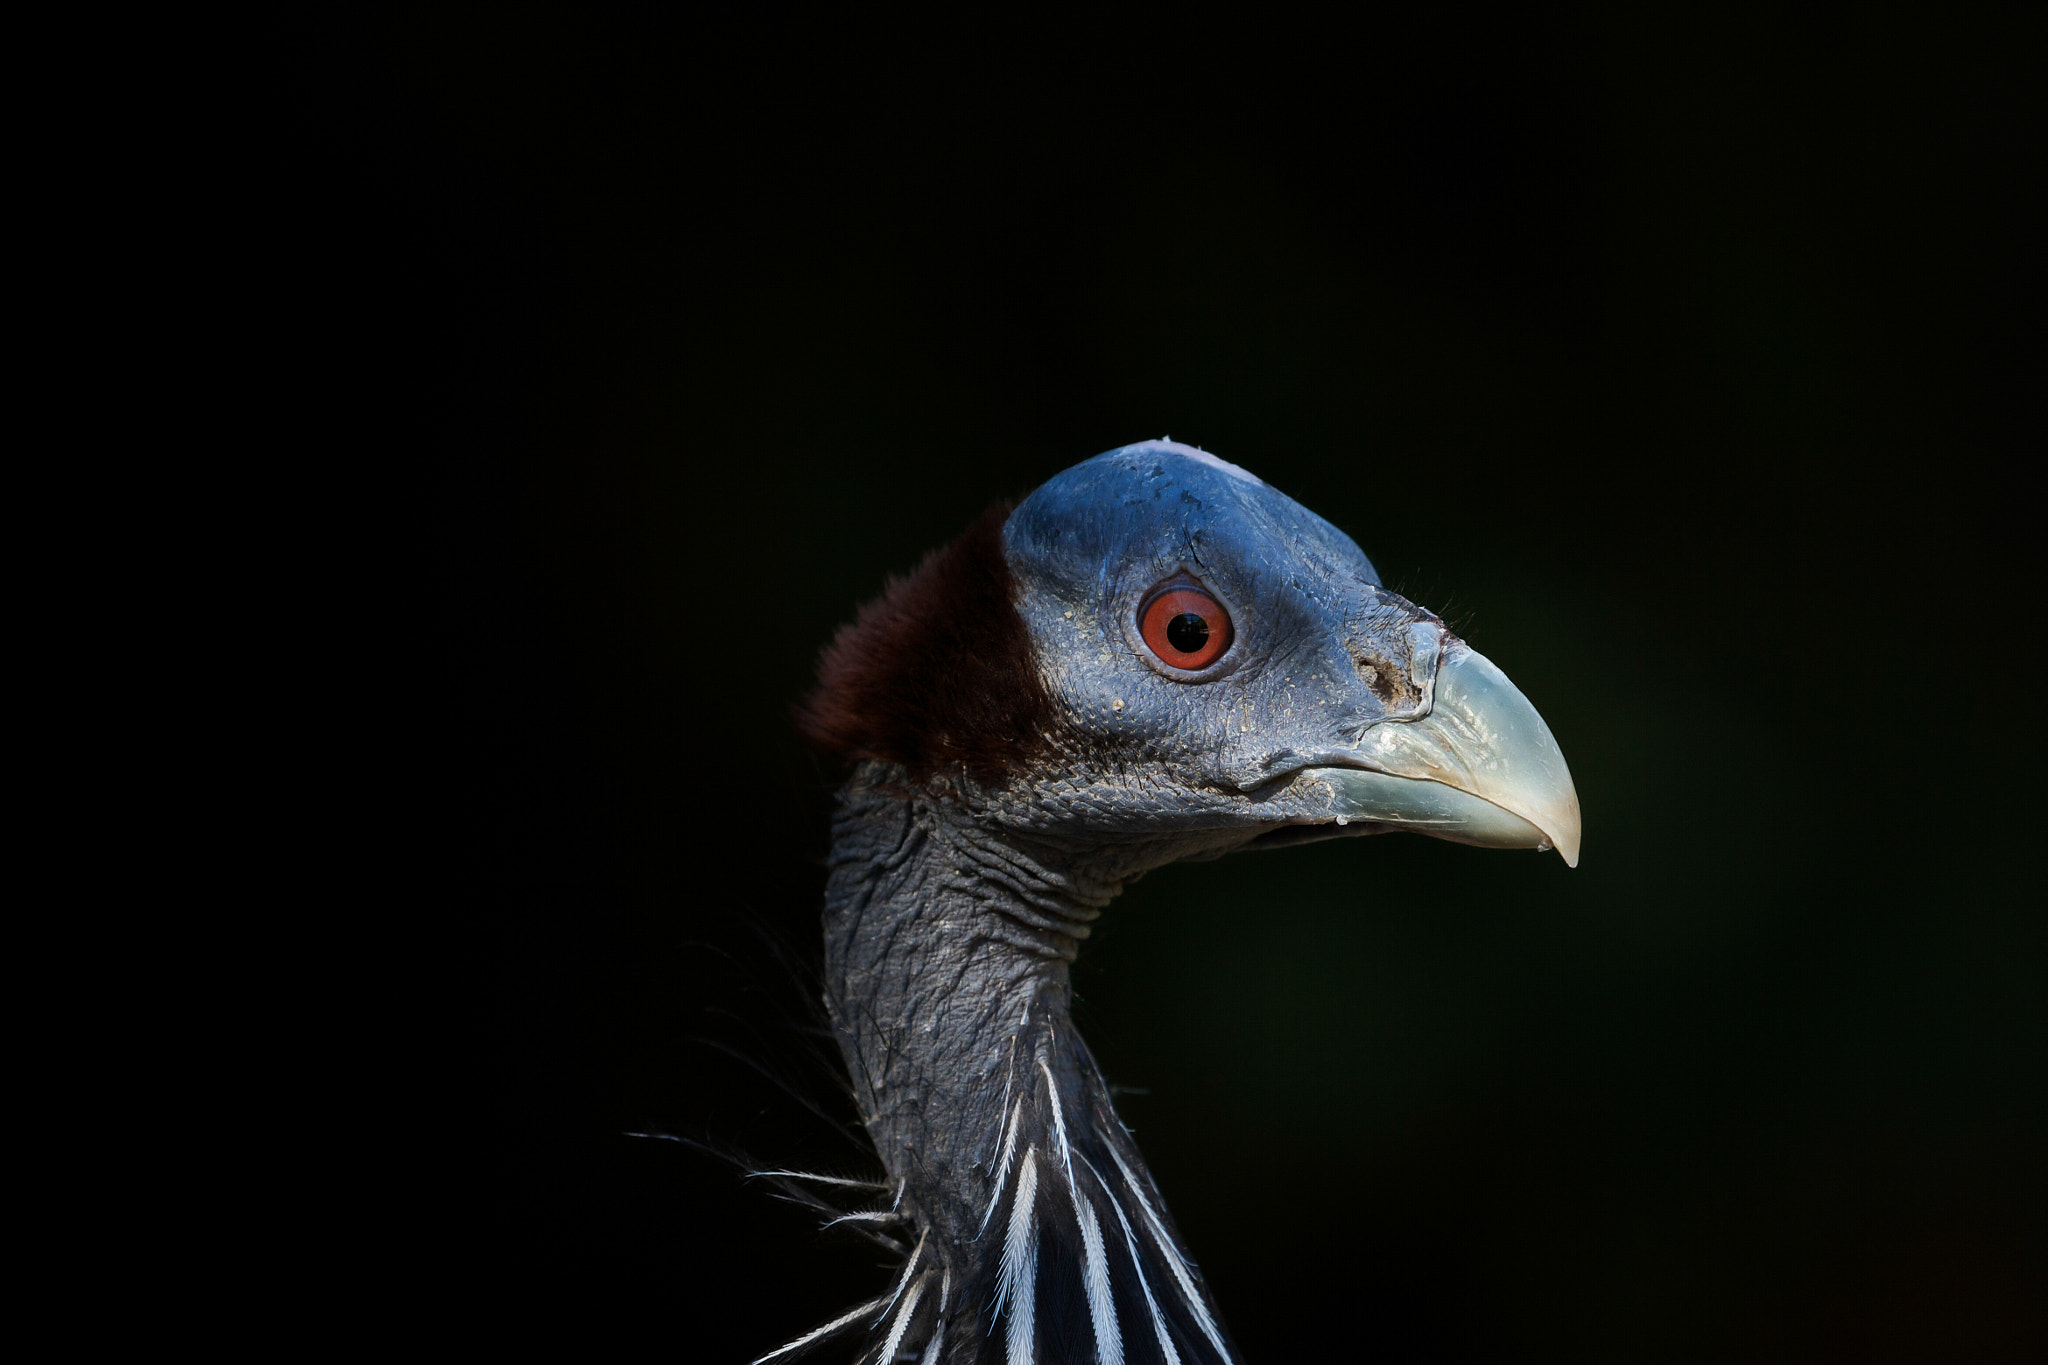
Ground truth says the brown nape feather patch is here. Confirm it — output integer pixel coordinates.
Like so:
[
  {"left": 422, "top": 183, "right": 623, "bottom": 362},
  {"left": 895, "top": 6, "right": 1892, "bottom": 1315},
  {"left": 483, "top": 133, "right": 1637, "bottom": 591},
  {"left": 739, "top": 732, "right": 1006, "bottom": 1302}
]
[{"left": 797, "top": 503, "right": 1054, "bottom": 785}]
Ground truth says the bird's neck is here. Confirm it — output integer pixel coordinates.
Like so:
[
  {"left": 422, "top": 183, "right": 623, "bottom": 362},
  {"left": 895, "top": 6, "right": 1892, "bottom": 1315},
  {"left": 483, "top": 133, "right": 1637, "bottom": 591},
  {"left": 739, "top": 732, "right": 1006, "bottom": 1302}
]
[
  {"left": 822, "top": 764, "right": 1237, "bottom": 1362},
  {"left": 822, "top": 768, "right": 1118, "bottom": 1243}
]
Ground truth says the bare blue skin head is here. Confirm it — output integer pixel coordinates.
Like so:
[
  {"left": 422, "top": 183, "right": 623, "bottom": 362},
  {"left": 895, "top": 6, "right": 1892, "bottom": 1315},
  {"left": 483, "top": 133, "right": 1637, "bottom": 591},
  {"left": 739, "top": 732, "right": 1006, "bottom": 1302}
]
[{"left": 996, "top": 438, "right": 1578, "bottom": 863}]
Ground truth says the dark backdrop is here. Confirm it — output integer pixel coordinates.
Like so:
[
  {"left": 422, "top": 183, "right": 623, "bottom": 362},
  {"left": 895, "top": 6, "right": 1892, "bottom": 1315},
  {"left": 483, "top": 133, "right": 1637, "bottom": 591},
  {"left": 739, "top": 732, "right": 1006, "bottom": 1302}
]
[{"left": 287, "top": 9, "right": 2038, "bottom": 1360}]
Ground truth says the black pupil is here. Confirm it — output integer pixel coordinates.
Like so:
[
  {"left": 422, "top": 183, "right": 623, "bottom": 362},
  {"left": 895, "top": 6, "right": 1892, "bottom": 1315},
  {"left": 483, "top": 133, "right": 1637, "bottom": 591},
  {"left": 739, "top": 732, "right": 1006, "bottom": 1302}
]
[{"left": 1166, "top": 612, "right": 1210, "bottom": 654}]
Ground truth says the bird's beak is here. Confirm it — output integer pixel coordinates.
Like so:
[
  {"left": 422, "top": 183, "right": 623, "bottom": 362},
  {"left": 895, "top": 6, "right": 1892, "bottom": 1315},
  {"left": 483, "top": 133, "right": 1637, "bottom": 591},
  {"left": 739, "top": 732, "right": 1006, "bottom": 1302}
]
[{"left": 1304, "top": 642, "right": 1583, "bottom": 866}]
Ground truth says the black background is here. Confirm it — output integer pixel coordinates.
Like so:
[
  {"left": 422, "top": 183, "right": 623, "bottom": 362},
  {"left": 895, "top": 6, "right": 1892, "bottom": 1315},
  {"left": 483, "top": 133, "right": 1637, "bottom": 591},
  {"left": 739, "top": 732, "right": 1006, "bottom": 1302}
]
[{"left": 287, "top": 9, "right": 2039, "bottom": 1360}]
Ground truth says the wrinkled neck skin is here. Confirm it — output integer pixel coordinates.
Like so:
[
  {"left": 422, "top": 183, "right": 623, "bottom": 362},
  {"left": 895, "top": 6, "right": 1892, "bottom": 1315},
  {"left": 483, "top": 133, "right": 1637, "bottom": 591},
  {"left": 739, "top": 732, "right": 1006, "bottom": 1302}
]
[{"left": 823, "top": 761, "right": 1240, "bottom": 1281}]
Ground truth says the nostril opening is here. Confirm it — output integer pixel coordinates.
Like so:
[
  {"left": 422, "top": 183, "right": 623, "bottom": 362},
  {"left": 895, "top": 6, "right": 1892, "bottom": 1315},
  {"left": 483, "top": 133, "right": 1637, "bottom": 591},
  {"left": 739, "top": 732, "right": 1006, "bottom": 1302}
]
[
  {"left": 1353, "top": 653, "right": 1418, "bottom": 708},
  {"left": 1354, "top": 654, "right": 1395, "bottom": 703}
]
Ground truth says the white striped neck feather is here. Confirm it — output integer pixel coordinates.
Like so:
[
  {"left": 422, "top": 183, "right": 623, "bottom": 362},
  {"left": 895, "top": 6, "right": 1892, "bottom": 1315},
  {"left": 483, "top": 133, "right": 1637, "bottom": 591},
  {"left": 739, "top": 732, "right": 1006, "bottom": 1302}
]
[{"left": 810, "top": 764, "right": 1239, "bottom": 1365}]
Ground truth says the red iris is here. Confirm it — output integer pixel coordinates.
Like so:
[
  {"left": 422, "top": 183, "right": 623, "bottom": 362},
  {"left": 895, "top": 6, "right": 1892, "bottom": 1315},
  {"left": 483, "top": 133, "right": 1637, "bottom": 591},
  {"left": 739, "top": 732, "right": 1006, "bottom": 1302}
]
[{"left": 1139, "top": 585, "right": 1233, "bottom": 670}]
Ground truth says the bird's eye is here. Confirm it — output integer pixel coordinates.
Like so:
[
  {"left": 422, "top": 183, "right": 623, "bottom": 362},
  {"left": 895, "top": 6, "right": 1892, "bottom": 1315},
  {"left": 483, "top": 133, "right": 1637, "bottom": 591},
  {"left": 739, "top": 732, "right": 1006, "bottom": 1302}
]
[{"left": 1139, "top": 585, "right": 1233, "bottom": 671}]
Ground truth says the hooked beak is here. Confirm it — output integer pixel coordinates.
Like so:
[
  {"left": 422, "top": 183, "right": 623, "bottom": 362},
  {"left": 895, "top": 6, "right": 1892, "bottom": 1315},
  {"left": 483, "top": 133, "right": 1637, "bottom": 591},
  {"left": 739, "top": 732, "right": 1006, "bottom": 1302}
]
[{"left": 1303, "top": 642, "right": 1583, "bottom": 866}]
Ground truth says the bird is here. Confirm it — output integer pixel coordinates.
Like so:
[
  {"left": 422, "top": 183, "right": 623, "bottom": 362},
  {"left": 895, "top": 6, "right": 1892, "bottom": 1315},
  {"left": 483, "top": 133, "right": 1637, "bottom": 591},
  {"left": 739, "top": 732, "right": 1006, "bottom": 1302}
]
[{"left": 774, "top": 439, "right": 1581, "bottom": 1365}]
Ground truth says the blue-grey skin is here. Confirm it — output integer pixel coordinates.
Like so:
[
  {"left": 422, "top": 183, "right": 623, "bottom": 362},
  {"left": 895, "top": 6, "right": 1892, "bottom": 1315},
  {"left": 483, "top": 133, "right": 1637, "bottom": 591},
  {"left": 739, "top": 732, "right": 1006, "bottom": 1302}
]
[
  {"left": 815, "top": 442, "right": 1578, "bottom": 1365},
  {"left": 1013, "top": 444, "right": 1472, "bottom": 841}
]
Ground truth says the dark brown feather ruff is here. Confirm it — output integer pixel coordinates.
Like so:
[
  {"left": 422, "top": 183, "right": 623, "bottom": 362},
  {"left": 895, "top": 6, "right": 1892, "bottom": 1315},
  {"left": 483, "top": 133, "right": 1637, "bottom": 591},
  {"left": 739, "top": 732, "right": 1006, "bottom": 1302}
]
[{"left": 797, "top": 502, "right": 1054, "bottom": 784}]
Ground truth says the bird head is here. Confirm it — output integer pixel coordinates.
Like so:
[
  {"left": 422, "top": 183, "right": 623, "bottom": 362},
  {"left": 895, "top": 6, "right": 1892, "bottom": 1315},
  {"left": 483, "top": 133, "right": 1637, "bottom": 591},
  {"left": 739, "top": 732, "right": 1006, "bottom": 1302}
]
[
  {"left": 1003, "top": 440, "right": 1580, "bottom": 867},
  {"left": 803, "top": 439, "right": 1580, "bottom": 874}
]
